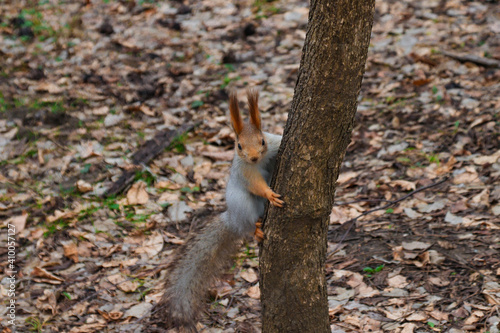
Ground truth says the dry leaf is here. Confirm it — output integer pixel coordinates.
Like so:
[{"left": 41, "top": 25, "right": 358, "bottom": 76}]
[
  {"left": 401, "top": 323, "right": 417, "bottom": 333},
  {"left": 36, "top": 82, "right": 63, "bottom": 94},
  {"left": 245, "top": 284, "right": 261, "bottom": 299},
  {"left": 210, "top": 280, "right": 233, "bottom": 298},
  {"left": 402, "top": 241, "right": 431, "bottom": 251},
  {"left": 472, "top": 150, "right": 500, "bottom": 165},
  {"left": 76, "top": 180, "right": 93, "bottom": 193},
  {"left": 134, "top": 231, "right": 164, "bottom": 258},
  {"left": 470, "top": 189, "right": 489, "bottom": 207},
  {"left": 337, "top": 171, "right": 359, "bottom": 184},
  {"left": 108, "top": 274, "right": 140, "bottom": 292},
  {"left": 404, "top": 208, "right": 422, "bottom": 219},
  {"left": 32, "top": 267, "right": 64, "bottom": 285},
  {"left": 63, "top": 242, "right": 79, "bottom": 263},
  {"left": 482, "top": 281, "right": 500, "bottom": 305},
  {"left": 36, "top": 289, "right": 57, "bottom": 315},
  {"left": 127, "top": 181, "right": 149, "bottom": 205},
  {"left": 429, "top": 276, "right": 450, "bottom": 287},
  {"left": 429, "top": 310, "right": 449, "bottom": 321},
  {"left": 452, "top": 166, "right": 482, "bottom": 185},
  {"left": 46, "top": 209, "right": 77, "bottom": 224},
  {"left": 464, "top": 310, "right": 484, "bottom": 325},
  {"left": 4, "top": 212, "right": 28, "bottom": 233},
  {"left": 201, "top": 150, "right": 234, "bottom": 161},
  {"left": 91, "top": 106, "right": 109, "bottom": 115},
  {"left": 428, "top": 250, "right": 445, "bottom": 265},
  {"left": 387, "top": 275, "right": 408, "bottom": 288},
  {"left": 406, "top": 312, "right": 428, "bottom": 321},
  {"left": 240, "top": 268, "right": 258, "bottom": 283},
  {"left": 390, "top": 180, "right": 416, "bottom": 191}
]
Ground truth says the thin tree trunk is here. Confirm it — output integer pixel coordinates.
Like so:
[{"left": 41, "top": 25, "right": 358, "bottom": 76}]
[{"left": 259, "top": 0, "right": 375, "bottom": 332}]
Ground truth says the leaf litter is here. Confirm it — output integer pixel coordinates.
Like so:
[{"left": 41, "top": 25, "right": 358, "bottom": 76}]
[{"left": 0, "top": 0, "right": 499, "bottom": 332}]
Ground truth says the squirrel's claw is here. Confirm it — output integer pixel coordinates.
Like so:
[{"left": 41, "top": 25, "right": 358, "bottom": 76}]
[
  {"left": 254, "top": 221, "right": 265, "bottom": 242},
  {"left": 268, "top": 191, "right": 284, "bottom": 207}
]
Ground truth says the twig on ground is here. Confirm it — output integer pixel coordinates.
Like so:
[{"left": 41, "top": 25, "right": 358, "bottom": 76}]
[
  {"left": 329, "top": 177, "right": 449, "bottom": 253},
  {"left": 334, "top": 198, "right": 392, "bottom": 205},
  {"left": 441, "top": 50, "right": 500, "bottom": 68},
  {"left": 103, "top": 123, "right": 197, "bottom": 197}
]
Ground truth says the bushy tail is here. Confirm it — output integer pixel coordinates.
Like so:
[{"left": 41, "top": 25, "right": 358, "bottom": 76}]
[{"left": 154, "top": 217, "right": 242, "bottom": 331}]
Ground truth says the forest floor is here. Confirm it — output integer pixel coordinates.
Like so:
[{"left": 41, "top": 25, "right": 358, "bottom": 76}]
[{"left": 1, "top": 0, "right": 499, "bottom": 332}]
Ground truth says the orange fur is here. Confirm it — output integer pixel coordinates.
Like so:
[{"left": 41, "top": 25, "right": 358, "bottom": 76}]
[
  {"left": 229, "top": 91, "right": 243, "bottom": 135},
  {"left": 242, "top": 164, "right": 283, "bottom": 207},
  {"left": 247, "top": 89, "right": 261, "bottom": 130}
]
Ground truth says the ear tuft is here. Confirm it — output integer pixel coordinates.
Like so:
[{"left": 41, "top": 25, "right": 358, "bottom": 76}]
[
  {"left": 247, "top": 88, "right": 261, "bottom": 130},
  {"left": 229, "top": 91, "right": 243, "bottom": 135}
]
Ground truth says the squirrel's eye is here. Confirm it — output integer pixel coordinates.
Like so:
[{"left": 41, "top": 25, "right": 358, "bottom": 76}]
[
  {"left": 261, "top": 139, "right": 265, "bottom": 146},
  {"left": 237, "top": 143, "right": 242, "bottom": 150}
]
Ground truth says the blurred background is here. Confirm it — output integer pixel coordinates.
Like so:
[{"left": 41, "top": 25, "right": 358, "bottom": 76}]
[{"left": 0, "top": 0, "right": 499, "bottom": 332}]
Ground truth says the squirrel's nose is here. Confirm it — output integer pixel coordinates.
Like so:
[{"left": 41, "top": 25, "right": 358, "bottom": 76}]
[{"left": 250, "top": 157, "right": 258, "bottom": 162}]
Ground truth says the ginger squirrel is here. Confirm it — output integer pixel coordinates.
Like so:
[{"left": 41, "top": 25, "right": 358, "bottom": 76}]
[{"left": 154, "top": 89, "right": 283, "bottom": 330}]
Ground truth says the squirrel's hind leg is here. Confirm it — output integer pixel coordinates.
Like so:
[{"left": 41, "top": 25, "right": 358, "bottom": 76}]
[{"left": 254, "top": 219, "right": 265, "bottom": 243}]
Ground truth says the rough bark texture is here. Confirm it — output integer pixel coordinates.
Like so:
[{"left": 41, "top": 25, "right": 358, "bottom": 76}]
[{"left": 259, "top": 0, "right": 375, "bottom": 332}]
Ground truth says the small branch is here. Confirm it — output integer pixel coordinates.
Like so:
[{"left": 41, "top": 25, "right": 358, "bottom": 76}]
[
  {"left": 334, "top": 198, "right": 392, "bottom": 205},
  {"left": 329, "top": 177, "right": 449, "bottom": 251},
  {"left": 103, "top": 123, "right": 197, "bottom": 197},
  {"left": 441, "top": 51, "right": 500, "bottom": 68}
]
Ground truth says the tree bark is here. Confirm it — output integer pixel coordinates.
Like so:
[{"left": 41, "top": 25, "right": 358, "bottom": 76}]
[{"left": 259, "top": 0, "right": 375, "bottom": 332}]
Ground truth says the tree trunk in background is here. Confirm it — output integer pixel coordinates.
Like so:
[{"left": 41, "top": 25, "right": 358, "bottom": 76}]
[{"left": 259, "top": 0, "right": 375, "bottom": 332}]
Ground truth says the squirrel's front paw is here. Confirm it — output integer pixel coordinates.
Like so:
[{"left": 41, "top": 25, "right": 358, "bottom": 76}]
[{"left": 267, "top": 190, "right": 284, "bottom": 207}]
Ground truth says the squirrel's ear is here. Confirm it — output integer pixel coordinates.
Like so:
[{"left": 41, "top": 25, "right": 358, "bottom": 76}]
[
  {"left": 229, "top": 91, "right": 243, "bottom": 136},
  {"left": 247, "top": 88, "right": 261, "bottom": 130}
]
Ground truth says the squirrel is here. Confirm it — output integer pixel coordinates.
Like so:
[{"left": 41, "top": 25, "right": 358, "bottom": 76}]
[{"left": 154, "top": 89, "right": 283, "bottom": 331}]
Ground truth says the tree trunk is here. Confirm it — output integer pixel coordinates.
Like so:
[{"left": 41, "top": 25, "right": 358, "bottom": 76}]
[{"left": 259, "top": 0, "right": 375, "bottom": 332}]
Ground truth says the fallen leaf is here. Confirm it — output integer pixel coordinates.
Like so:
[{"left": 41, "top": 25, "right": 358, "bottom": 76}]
[
  {"left": 240, "top": 268, "right": 258, "bottom": 283},
  {"left": 404, "top": 208, "right": 422, "bottom": 219},
  {"left": 417, "top": 200, "right": 446, "bottom": 213},
  {"left": 123, "top": 303, "right": 154, "bottom": 319},
  {"left": 76, "top": 180, "right": 93, "bottom": 193},
  {"left": 4, "top": 212, "right": 28, "bottom": 233},
  {"left": 63, "top": 242, "right": 79, "bottom": 263},
  {"left": 472, "top": 150, "right": 500, "bottom": 165},
  {"left": 482, "top": 281, "right": 500, "bottom": 305},
  {"left": 402, "top": 241, "right": 431, "bottom": 251},
  {"left": 401, "top": 322, "right": 417, "bottom": 333},
  {"left": 127, "top": 181, "right": 149, "bottom": 205},
  {"left": 201, "top": 150, "right": 234, "bottom": 161},
  {"left": 390, "top": 180, "right": 416, "bottom": 191},
  {"left": 36, "top": 82, "right": 63, "bottom": 94},
  {"left": 470, "top": 189, "right": 489, "bottom": 207},
  {"left": 444, "top": 211, "right": 463, "bottom": 225},
  {"left": 134, "top": 231, "right": 164, "bottom": 258},
  {"left": 108, "top": 274, "right": 140, "bottom": 292},
  {"left": 337, "top": 171, "right": 359, "bottom": 184},
  {"left": 46, "top": 209, "right": 77, "bottom": 224},
  {"left": 387, "top": 275, "right": 408, "bottom": 288},
  {"left": 32, "top": 267, "right": 64, "bottom": 285},
  {"left": 429, "top": 310, "right": 449, "bottom": 321},
  {"left": 429, "top": 276, "right": 450, "bottom": 287},
  {"left": 210, "top": 280, "right": 233, "bottom": 298},
  {"left": 36, "top": 289, "right": 57, "bottom": 315},
  {"left": 91, "top": 106, "right": 109, "bottom": 115},
  {"left": 492, "top": 204, "right": 500, "bottom": 216},
  {"left": 406, "top": 312, "right": 428, "bottom": 321},
  {"left": 245, "top": 283, "right": 261, "bottom": 299},
  {"left": 452, "top": 167, "right": 482, "bottom": 185},
  {"left": 464, "top": 310, "right": 484, "bottom": 325},
  {"left": 428, "top": 250, "right": 445, "bottom": 265}
]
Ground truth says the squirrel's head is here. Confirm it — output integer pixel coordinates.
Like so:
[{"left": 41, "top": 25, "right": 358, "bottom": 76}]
[{"left": 229, "top": 89, "right": 267, "bottom": 164}]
